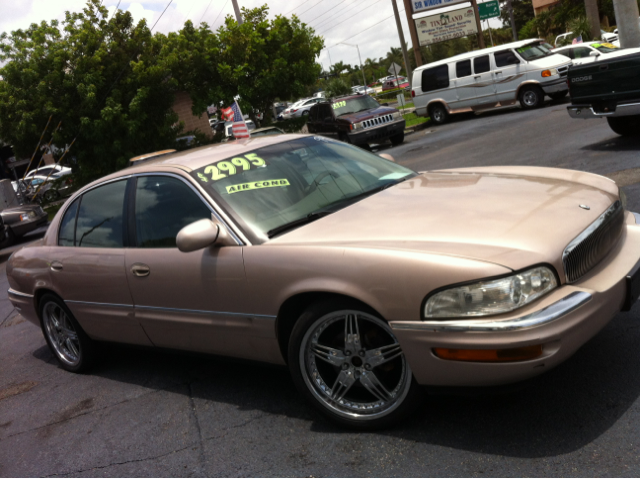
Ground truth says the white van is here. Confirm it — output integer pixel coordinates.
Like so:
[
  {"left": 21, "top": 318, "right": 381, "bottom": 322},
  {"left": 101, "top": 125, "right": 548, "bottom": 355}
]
[{"left": 411, "top": 39, "right": 572, "bottom": 124}]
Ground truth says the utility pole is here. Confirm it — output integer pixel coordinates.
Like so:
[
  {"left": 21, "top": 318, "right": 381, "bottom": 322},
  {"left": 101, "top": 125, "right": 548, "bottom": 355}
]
[
  {"left": 402, "top": 0, "right": 423, "bottom": 67},
  {"left": 469, "top": 0, "right": 486, "bottom": 48},
  {"left": 505, "top": 0, "right": 518, "bottom": 40},
  {"left": 340, "top": 43, "right": 367, "bottom": 88},
  {"left": 391, "top": 0, "right": 413, "bottom": 85},
  {"left": 585, "top": 0, "right": 600, "bottom": 40},
  {"left": 613, "top": 0, "right": 640, "bottom": 47},
  {"left": 232, "top": 0, "right": 243, "bottom": 24}
]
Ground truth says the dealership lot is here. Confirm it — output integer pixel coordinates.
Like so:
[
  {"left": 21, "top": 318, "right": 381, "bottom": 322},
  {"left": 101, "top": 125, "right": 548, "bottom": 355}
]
[{"left": 2, "top": 101, "right": 640, "bottom": 477}]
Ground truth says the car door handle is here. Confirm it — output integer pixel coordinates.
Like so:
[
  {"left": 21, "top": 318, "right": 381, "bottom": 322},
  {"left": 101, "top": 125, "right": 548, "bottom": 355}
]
[
  {"left": 474, "top": 75, "right": 481, "bottom": 79},
  {"left": 495, "top": 70, "right": 502, "bottom": 74},
  {"left": 50, "top": 261, "right": 63, "bottom": 271},
  {"left": 130, "top": 263, "right": 150, "bottom": 277}
]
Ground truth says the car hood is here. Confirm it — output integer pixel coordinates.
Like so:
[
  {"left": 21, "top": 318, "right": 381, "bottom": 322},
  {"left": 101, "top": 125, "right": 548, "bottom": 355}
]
[
  {"left": 529, "top": 53, "right": 572, "bottom": 69},
  {"left": 269, "top": 167, "right": 619, "bottom": 275},
  {"left": 336, "top": 106, "right": 398, "bottom": 124},
  {"left": 1, "top": 204, "right": 43, "bottom": 217}
]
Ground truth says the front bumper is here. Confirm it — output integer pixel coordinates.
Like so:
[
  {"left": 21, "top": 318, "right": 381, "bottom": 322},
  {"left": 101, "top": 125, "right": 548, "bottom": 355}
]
[
  {"left": 567, "top": 101, "right": 640, "bottom": 119},
  {"left": 541, "top": 77, "right": 568, "bottom": 94},
  {"left": 390, "top": 213, "right": 640, "bottom": 387},
  {"left": 347, "top": 119, "right": 405, "bottom": 145}
]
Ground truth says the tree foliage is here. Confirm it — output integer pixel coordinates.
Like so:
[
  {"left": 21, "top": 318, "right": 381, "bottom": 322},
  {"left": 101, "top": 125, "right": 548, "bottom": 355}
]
[{"left": 0, "top": 0, "right": 178, "bottom": 183}]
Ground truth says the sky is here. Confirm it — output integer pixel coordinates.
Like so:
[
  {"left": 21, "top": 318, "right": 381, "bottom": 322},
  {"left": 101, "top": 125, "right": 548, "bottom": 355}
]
[{"left": 1, "top": 0, "right": 507, "bottom": 75}]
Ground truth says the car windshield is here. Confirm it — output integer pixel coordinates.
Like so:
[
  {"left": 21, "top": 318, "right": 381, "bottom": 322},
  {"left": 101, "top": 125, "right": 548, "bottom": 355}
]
[
  {"left": 593, "top": 42, "right": 618, "bottom": 53},
  {"left": 190, "top": 136, "right": 416, "bottom": 240},
  {"left": 332, "top": 96, "right": 381, "bottom": 117},
  {"left": 516, "top": 41, "right": 554, "bottom": 60}
]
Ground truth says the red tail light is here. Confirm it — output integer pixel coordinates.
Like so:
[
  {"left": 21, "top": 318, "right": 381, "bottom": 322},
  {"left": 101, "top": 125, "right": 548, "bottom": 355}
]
[{"left": 411, "top": 90, "right": 415, "bottom": 98}]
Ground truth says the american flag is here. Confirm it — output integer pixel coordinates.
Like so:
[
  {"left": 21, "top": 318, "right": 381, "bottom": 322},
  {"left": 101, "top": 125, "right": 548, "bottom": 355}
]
[
  {"left": 221, "top": 106, "right": 234, "bottom": 121},
  {"left": 229, "top": 101, "right": 250, "bottom": 139},
  {"left": 572, "top": 35, "right": 583, "bottom": 44}
]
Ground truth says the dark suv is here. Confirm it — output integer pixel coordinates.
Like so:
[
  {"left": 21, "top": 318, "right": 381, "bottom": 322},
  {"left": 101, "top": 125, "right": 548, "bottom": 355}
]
[{"left": 307, "top": 95, "right": 405, "bottom": 147}]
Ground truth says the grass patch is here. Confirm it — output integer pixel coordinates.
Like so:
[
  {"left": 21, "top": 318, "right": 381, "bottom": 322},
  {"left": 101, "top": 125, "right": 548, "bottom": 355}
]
[
  {"left": 395, "top": 102, "right": 414, "bottom": 110},
  {"left": 403, "top": 112, "right": 428, "bottom": 128}
]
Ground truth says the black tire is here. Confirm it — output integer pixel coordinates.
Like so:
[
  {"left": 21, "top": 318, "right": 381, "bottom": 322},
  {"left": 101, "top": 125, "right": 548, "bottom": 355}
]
[
  {"left": 39, "top": 293, "right": 97, "bottom": 373},
  {"left": 338, "top": 132, "right": 352, "bottom": 144},
  {"left": 390, "top": 131, "right": 405, "bottom": 146},
  {"left": 429, "top": 103, "right": 449, "bottom": 125},
  {"left": 549, "top": 91, "right": 568, "bottom": 101},
  {"left": 43, "top": 189, "right": 59, "bottom": 203},
  {"left": 3, "top": 227, "right": 15, "bottom": 247},
  {"left": 607, "top": 115, "right": 640, "bottom": 137},
  {"left": 288, "top": 299, "right": 423, "bottom": 430},
  {"left": 302, "top": 110, "right": 310, "bottom": 116},
  {"left": 519, "top": 85, "right": 544, "bottom": 109}
]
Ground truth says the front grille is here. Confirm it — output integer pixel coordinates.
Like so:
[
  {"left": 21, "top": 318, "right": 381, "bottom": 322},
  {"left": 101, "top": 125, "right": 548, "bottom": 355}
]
[
  {"left": 558, "top": 65, "right": 569, "bottom": 78},
  {"left": 361, "top": 114, "right": 394, "bottom": 129},
  {"left": 563, "top": 201, "right": 624, "bottom": 283}
]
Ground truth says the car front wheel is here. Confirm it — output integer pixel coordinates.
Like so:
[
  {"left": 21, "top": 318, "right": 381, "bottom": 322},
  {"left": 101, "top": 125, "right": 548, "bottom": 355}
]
[
  {"left": 40, "top": 293, "right": 97, "bottom": 373},
  {"left": 288, "top": 300, "right": 422, "bottom": 429},
  {"left": 429, "top": 103, "right": 449, "bottom": 125},
  {"left": 607, "top": 115, "right": 640, "bottom": 136},
  {"left": 519, "top": 85, "right": 544, "bottom": 109}
]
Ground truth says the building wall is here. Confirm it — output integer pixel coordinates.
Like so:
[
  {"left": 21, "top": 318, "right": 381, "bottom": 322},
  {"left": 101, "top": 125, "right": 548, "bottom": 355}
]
[
  {"left": 171, "top": 91, "right": 212, "bottom": 138},
  {"left": 532, "top": 0, "right": 559, "bottom": 16}
]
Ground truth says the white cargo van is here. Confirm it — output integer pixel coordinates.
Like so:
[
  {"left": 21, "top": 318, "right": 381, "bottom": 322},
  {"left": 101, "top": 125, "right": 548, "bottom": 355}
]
[{"left": 411, "top": 39, "right": 572, "bottom": 124}]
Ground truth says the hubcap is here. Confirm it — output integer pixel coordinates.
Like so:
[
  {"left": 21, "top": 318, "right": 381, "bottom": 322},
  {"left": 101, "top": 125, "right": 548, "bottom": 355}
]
[
  {"left": 300, "top": 310, "right": 411, "bottom": 420},
  {"left": 433, "top": 108, "right": 444, "bottom": 121},
  {"left": 43, "top": 302, "right": 81, "bottom": 367},
  {"left": 523, "top": 91, "right": 538, "bottom": 106}
]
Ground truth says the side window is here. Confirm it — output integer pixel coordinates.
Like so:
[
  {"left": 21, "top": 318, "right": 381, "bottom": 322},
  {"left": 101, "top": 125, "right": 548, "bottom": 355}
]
[
  {"left": 58, "top": 198, "right": 79, "bottom": 246},
  {"left": 456, "top": 60, "right": 472, "bottom": 78},
  {"left": 574, "top": 47, "right": 591, "bottom": 59},
  {"left": 474, "top": 55, "right": 491, "bottom": 74},
  {"left": 556, "top": 49, "right": 573, "bottom": 59},
  {"left": 134, "top": 176, "right": 212, "bottom": 248},
  {"left": 421, "top": 65, "right": 449, "bottom": 92},
  {"left": 494, "top": 50, "right": 520, "bottom": 67},
  {"left": 75, "top": 180, "right": 127, "bottom": 248},
  {"left": 309, "top": 105, "right": 318, "bottom": 121}
]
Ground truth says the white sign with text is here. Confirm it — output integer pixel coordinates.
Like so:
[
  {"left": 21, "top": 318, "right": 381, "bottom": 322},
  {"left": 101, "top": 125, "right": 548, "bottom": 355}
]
[{"left": 415, "top": 7, "right": 478, "bottom": 46}]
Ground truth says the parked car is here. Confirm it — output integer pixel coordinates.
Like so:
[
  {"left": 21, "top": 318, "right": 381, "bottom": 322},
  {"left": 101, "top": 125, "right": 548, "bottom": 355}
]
[
  {"left": 411, "top": 39, "right": 571, "bottom": 125},
  {"left": 566, "top": 51, "right": 640, "bottom": 136},
  {"left": 24, "top": 164, "right": 72, "bottom": 181},
  {"left": 307, "top": 94, "right": 405, "bottom": 147},
  {"left": 352, "top": 85, "right": 375, "bottom": 95},
  {"left": 280, "top": 100, "right": 306, "bottom": 120},
  {"left": 382, "top": 78, "right": 410, "bottom": 91},
  {"left": 249, "top": 126, "right": 284, "bottom": 138},
  {"left": 553, "top": 41, "right": 640, "bottom": 65},
  {"left": 7, "top": 135, "right": 640, "bottom": 428},
  {"left": 281, "top": 98, "right": 324, "bottom": 119},
  {"left": 1, "top": 202, "right": 48, "bottom": 245}
]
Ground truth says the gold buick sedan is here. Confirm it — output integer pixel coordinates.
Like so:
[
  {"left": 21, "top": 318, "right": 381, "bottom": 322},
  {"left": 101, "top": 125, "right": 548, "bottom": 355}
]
[{"left": 7, "top": 134, "right": 640, "bottom": 428}]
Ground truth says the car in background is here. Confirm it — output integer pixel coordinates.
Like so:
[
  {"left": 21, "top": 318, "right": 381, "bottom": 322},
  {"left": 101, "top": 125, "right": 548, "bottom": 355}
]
[
  {"left": 249, "top": 126, "right": 284, "bottom": 138},
  {"left": 553, "top": 41, "right": 640, "bottom": 65},
  {"left": 351, "top": 85, "right": 375, "bottom": 95},
  {"left": 281, "top": 98, "right": 324, "bottom": 119},
  {"left": 555, "top": 30, "right": 618, "bottom": 47},
  {"left": 1, "top": 202, "right": 48, "bottom": 245},
  {"left": 307, "top": 94, "right": 405, "bottom": 147},
  {"left": 382, "top": 77, "right": 410, "bottom": 91},
  {"left": 25, "top": 164, "right": 72, "bottom": 181}
]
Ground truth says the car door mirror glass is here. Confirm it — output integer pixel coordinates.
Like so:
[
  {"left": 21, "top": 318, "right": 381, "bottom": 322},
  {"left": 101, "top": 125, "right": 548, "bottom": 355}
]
[{"left": 176, "top": 219, "right": 222, "bottom": 252}]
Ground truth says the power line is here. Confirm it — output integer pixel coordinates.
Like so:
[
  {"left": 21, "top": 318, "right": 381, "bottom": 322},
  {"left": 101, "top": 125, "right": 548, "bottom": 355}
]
[
  {"left": 328, "top": 9, "right": 403, "bottom": 48},
  {"left": 199, "top": 0, "right": 215, "bottom": 24},
  {"left": 312, "top": 1, "right": 364, "bottom": 30},
  {"left": 296, "top": 0, "right": 324, "bottom": 18},
  {"left": 211, "top": 0, "right": 230, "bottom": 29},
  {"left": 151, "top": 0, "right": 174, "bottom": 31},
  {"left": 284, "top": 0, "right": 313, "bottom": 15},
  {"left": 306, "top": 0, "right": 350, "bottom": 27},
  {"left": 317, "top": 0, "right": 387, "bottom": 36}
]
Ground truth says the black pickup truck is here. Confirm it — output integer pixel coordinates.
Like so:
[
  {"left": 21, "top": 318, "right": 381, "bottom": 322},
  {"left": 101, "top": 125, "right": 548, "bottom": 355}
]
[{"left": 567, "top": 52, "right": 640, "bottom": 136}]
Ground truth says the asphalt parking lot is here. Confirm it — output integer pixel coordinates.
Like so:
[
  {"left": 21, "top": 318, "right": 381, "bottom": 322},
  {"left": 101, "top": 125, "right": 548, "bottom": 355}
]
[{"left": 2, "top": 101, "right": 640, "bottom": 477}]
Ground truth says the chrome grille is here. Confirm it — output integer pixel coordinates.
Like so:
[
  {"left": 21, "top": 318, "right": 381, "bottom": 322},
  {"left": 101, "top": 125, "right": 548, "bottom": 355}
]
[
  {"left": 563, "top": 201, "right": 624, "bottom": 283},
  {"left": 361, "top": 114, "right": 394, "bottom": 129},
  {"left": 558, "top": 65, "right": 569, "bottom": 78}
]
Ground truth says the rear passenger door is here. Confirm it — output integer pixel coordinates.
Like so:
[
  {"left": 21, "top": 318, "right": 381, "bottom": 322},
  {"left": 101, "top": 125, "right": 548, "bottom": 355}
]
[
  {"left": 493, "top": 50, "right": 525, "bottom": 102},
  {"left": 472, "top": 55, "right": 498, "bottom": 106},
  {"left": 452, "top": 59, "right": 477, "bottom": 108}
]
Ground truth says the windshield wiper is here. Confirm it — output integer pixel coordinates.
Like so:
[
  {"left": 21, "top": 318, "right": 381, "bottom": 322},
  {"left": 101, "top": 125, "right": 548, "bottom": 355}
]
[{"left": 267, "top": 210, "right": 333, "bottom": 238}]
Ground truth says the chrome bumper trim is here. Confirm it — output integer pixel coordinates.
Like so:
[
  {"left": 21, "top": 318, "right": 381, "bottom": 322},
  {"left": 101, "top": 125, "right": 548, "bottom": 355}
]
[
  {"left": 8, "top": 288, "right": 34, "bottom": 299},
  {"left": 567, "top": 102, "right": 640, "bottom": 119},
  {"left": 391, "top": 291, "right": 592, "bottom": 332}
]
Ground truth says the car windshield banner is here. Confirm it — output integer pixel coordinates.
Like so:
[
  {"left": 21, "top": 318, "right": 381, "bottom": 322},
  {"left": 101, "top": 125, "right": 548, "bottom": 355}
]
[{"left": 415, "top": 7, "right": 478, "bottom": 46}]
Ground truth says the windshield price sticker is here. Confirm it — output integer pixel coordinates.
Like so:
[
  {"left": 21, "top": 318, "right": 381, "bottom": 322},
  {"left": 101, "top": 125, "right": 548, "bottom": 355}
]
[
  {"left": 226, "top": 179, "right": 290, "bottom": 194},
  {"left": 197, "top": 153, "right": 266, "bottom": 183},
  {"left": 332, "top": 101, "right": 346, "bottom": 109}
]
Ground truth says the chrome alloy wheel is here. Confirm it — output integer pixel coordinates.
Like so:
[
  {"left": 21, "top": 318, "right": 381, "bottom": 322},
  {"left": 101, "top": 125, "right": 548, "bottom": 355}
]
[
  {"left": 43, "top": 302, "right": 81, "bottom": 367},
  {"left": 432, "top": 107, "right": 445, "bottom": 123},
  {"left": 300, "top": 310, "right": 412, "bottom": 421},
  {"left": 522, "top": 90, "right": 539, "bottom": 107}
]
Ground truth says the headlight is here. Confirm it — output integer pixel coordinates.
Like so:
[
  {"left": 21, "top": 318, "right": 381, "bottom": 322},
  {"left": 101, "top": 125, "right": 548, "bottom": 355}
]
[
  {"left": 351, "top": 122, "right": 363, "bottom": 132},
  {"left": 19, "top": 214, "right": 29, "bottom": 221},
  {"left": 392, "top": 111, "right": 403, "bottom": 120},
  {"left": 541, "top": 68, "right": 558, "bottom": 77},
  {"left": 424, "top": 266, "right": 558, "bottom": 318}
]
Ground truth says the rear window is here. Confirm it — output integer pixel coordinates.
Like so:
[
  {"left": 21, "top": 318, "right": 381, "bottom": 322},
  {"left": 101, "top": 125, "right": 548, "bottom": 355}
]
[
  {"left": 456, "top": 60, "right": 472, "bottom": 78},
  {"left": 421, "top": 65, "right": 449, "bottom": 92}
]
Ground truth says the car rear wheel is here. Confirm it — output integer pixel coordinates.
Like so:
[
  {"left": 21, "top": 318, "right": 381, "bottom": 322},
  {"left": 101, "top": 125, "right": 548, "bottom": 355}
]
[
  {"left": 43, "top": 189, "right": 59, "bottom": 202},
  {"left": 607, "top": 115, "right": 640, "bottom": 137},
  {"left": 519, "top": 85, "right": 544, "bottom": 109},
  {"left": 390, "top": 132, "right": 405, "bottom": 146},
  {"left": 429, "top": 103, "right": 449, "bottom": 125},
  {"left": 40, "top": 294, "right": 97, "bottom": 373},
  {"left": 288, "top": 300, "right": 422, "bottom": 429}
]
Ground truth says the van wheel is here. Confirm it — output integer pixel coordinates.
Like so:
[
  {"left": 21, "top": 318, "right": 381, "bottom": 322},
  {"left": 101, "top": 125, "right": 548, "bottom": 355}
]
[
  {"left": 519, "top": 85, "right": 544, "bottom": 109},
  {"left": 429, "top": 104, "right": 448, "bottom": 125},
  {"left": 607, "top": 115, "right": 640, "bottom": 136}
]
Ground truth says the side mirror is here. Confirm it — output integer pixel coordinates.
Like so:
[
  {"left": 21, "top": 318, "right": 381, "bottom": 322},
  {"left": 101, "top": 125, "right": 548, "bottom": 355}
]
[
  {"left": 589, "top": 51, "right": 600, "bottom": 57},
  {"left": 378, "top": 153, "right": 396, "bottom": 162},
  {"left": 176, "top": 218, "right": 231, "bottom": 252}
]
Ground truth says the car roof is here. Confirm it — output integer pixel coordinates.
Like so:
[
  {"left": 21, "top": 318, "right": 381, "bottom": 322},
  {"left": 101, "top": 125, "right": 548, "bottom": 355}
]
[
  {"left": 413, "top": 39, "right": 549, "bottom": 72},
  {"left": 555, "top": 42, "right": 600, "bottom": 50}
]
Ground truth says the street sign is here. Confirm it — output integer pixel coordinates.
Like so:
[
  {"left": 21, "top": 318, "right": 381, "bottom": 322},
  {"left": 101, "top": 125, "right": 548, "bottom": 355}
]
[
  {"left": 411, "top": 0, "right": 468, "bottom": 14},
  {"left": 415, "top": 7, "right": 479, "bottom": 46},
  {"left": 388, "top": 62, "right": 402, "bottom": 76},
  {"left": 478, "top": 0, "right": 500, "bottom": 20}
]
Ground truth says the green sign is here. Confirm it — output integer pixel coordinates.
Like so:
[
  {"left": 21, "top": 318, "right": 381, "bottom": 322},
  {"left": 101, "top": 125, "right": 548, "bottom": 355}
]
[{"left": 478, "top": 0, "right": 500, "bottom": 20}]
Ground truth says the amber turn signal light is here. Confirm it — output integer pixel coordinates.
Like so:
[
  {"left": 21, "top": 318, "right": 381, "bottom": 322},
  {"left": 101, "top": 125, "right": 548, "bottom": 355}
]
[
  {"left": 541, "top": 70, "right": 552, "bottom": 77},
  {"left": 433, "top": 345, "right": 543, "bottom": 362}
]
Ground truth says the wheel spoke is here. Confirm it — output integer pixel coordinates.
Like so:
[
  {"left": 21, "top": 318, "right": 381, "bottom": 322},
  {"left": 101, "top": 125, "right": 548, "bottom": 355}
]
[
  {"left": 359, "top": 370, "right": 392, "bottom": 402},
  {"left": 365, "top": 343, "right": 403, "bottom": 368},
  {"left": 331, "top": 369, "right": 356, "bottom": 402},
  {"left": 311, "top": 343, "right": 345, "bottom": 367},
  {"left": 65, "top": 338, "right": 79, "bottom": 359},
  {"left": 344, "top": 313, "right": 360, "bottom": 351}
]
